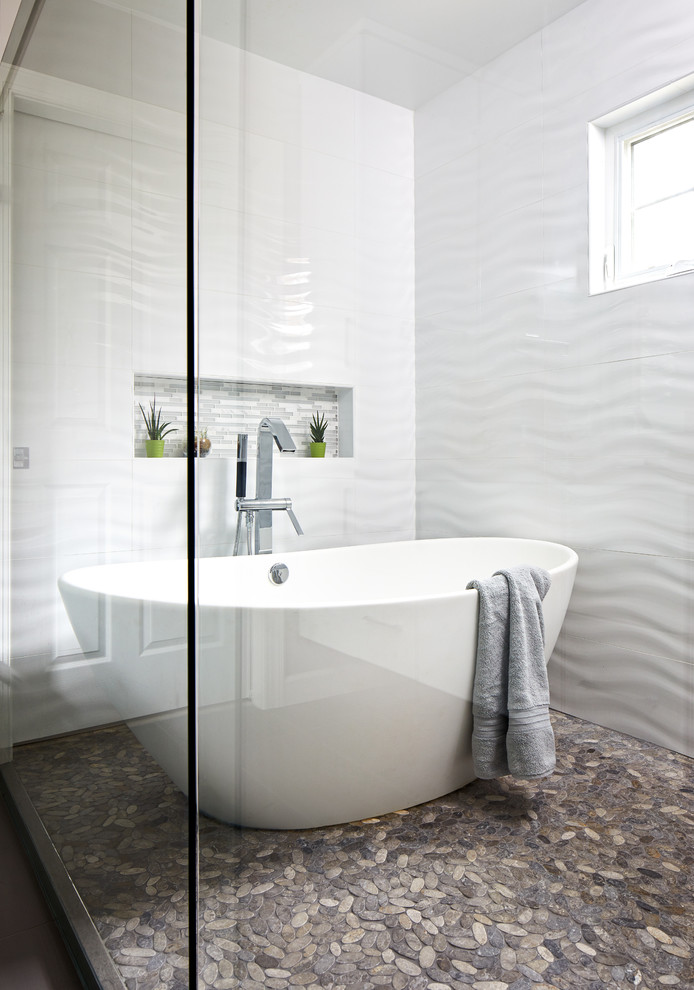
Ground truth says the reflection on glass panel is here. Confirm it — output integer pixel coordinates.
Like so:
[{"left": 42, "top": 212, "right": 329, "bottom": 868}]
[{"left": 7, "top": 0, "right": 190, "bottom": 986}]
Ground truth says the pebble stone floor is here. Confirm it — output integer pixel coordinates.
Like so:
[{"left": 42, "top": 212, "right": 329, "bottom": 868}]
[{"left": 11, "top": 712, "right": 694, "bottom": 990}]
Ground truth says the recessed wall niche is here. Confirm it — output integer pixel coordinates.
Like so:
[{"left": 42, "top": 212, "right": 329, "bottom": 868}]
[{"left": 134, "top": 374, "right": 353, "bottom": 459}]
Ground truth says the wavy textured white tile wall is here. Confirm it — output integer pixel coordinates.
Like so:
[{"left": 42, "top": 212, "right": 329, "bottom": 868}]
[
  {"left": 415, "top": 0, "right": 694, "bottom": 757},
  {"left": 12, "top": 29, "right": 415, "bottom": 741}
]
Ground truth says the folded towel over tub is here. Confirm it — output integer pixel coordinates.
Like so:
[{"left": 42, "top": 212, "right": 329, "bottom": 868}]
[{"left": 466, "top": 565, "right": 554, "bottom": 780}]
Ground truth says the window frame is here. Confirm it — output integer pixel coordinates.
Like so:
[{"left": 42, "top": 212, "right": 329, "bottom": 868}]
[{"left": 589, "top": 76, "right": 694, "bottom": 295}]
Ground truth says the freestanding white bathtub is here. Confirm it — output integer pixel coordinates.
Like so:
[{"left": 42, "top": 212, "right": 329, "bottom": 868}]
[{"left": 59, "top": 538, "right": 577, "bottom": 830}]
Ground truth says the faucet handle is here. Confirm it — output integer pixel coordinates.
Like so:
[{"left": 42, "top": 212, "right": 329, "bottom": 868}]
[{"left": 286, "top": 506, "right": 303, "bottom": 536}]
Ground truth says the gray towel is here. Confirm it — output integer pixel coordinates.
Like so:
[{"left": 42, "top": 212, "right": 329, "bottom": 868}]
[{"left": 466, "top": 565, "right": 554, "bottom": 780}]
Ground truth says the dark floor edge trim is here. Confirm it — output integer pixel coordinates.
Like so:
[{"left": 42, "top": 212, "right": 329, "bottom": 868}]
[{"left": 0, "top": 763, "right": 127, "bottom": 990}]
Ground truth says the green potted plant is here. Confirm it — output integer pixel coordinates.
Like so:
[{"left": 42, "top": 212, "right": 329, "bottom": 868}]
[
  {"left": 309, "top": 411, "right": 328, "bottom": 457},
  {"left": 139, "top": 398, "right": 177, "bottom": 457}
]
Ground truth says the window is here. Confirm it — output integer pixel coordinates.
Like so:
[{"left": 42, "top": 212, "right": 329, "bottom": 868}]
[{"left": 589, "top": 77, "right": 694, "bottom": 294}]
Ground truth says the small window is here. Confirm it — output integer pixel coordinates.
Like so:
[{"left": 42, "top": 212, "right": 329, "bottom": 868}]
[{"left": 589, "top": 77, "right": 694, "bottom": 294}]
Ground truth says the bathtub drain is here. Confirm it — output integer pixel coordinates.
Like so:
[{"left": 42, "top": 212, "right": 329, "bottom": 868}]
[{"left": 268, "top": 562, "right": 289, "bottom": 585}]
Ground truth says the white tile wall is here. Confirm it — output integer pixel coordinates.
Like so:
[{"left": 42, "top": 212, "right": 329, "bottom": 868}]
[
  {"left": 11, "top": 31, "right": 415, "bottom": 740},
  {"left": 415, "top": 0, "right": 694, "bottom": 757}
]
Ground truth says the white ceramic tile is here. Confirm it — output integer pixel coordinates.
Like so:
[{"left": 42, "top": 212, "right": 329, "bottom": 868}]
[
  {"left": 415, "top": 150, "right": 478, "bottom": 248},
  {"left": 415, "top": 473, "right": 560, "bottom": 544},
  {"left": 19, "top": 0, "right": 132, "bottom": 98},
  {"left": 196, "top": 457, "right": 239, "bottom": 548},
  {"left": 356, "top": 165, "right": 414, "bottom": 245},
  {"left": 551, "top": 634, "right": 694, "bottom": 758},
  {"left": 476, "top": 287, "right": 546, "bottom": 379},
  {"left": 356, "top": 91, "right": 414, "bottom": 176},
  {"left": 414, "top": 74, "right": 479, "bottom": 177},
  {"left": 561, "top": 549, "right": 694, "bottom": 664},
  {"left": 542, "top": 183, "right": 588, "bottom": 287},
  {"left": 12, "top": 264, "right": 132, "bottom": 371},
  {"left": 353, "top": 474, "right": 416, "bottom": 536},
  {"left": 11, "top": 362, "right": 133, "bottom": 462},
  {"left": 298, "top": 149, "right": 355, "bottom": 235},
  {"left": 198, "top": 36, "right": 244, "bottom": 129},
  {"left": 132, "top": 101, "right": 186, "bottom": 157},
  {"left": 541, "top": 351, "right": 694, "bottom": 466},
  {"left": 199, "top": 288, "right": 355, "bottom": 386},
  {"left": 132, "top": 187, "right": 186, "bottom": 285},
  {"left": 478, "top": 200, "right": 546, "bottom": 298},
  {"left": 11, "top": 460, "right": 133, "bottom": 560},
  {"left": 357, "top": 241, "right": 414, "bottom": 319},
  {"left": 13, "top": 164, "right": 132, "bottom": 280},
  {"left": 478, "top": 116, "right": 543, "bottom": 219},
  {"left": 12, "top": 111, "right": 131, "bottom": 187},
  {"left": 132, "top": 136, "right": 186, "bottom": 201},
  {"left": 132, "top": 276, "right": 186, "bottom": 375},
  {"left": 415, "top": 326, "right": 478, "bottom": 392},
  {"left": 543, "top": 0, "right": 694, "bottom": 116},
  {"left": 435, "top": 374, "right": 547, "bottom": 462},
  {"left": 556, "top": 480, "right": 694, "bottom": 559},
  {"left": 244, "top": 132, "right": 298, "bottom": 223},
  {"left": 415, "top": 228, "right": 478, "bottom": 320},
  {"left": 296, "top": 226, "right": 357, "bottom": 314},
  {"left": 131, "top": 10, "right": 185, "bottom": 113},
  {"left": 541, "top": 104, "right": 590, "bottom": 202},
  {"left": 477, "top": 33, "right": 543, "bottom": 144},
  {"left": 197, "top": 203, "right": 243, "bottom": 294},
  {"left": 131, "top": 458, "right": 187, "bottom": 551},
  {"left": 300, "top": 73, "right": 356, "bottom": 162},
  {"left": 280, "top": 475, "right": 356, "bottom": 542},
  {"left": 245, "top": 50, "right": 303, "bottom": 145}
]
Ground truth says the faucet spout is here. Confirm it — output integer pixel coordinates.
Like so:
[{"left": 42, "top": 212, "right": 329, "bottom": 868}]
[
  {"left": 254, "top": 417, "right": 298, "bottom": 553},
  {"left": 259, "top": 417, "right": 296, "bottom": 453}
]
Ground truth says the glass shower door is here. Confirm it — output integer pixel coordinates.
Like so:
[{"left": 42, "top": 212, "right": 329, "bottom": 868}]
[{"left": 2, "top": 0, "right": 198, "bottom": 986}]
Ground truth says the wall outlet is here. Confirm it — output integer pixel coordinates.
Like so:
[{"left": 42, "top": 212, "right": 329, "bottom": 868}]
[{"left": 13, "top": 447, "right": 29, "bottom": 469}]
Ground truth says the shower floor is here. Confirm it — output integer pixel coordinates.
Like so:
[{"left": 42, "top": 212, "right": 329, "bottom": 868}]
[{"left": 12, "top": 712, "right": 694, "bottom": 990}]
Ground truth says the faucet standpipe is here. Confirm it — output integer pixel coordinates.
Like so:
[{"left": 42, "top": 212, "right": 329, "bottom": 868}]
[{"left": 232, "top": 420, "right": 303, "bottom": 555}]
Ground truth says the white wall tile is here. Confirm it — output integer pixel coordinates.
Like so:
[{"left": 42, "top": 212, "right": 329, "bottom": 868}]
[
  {"left": 13, "top": 164, "right": 133, "bottom": 280},
  {"left": 414, "top": 74, "right": 479, "bottom": 177},
  {"left": 19, "top": 0, "right": 133, "bottom": 98},
  {"left": 12, "top": 110, "right": 131, "bottom": 185},
  {"left": 478, "top": 200, "right": 545, "bottom": 297},
  {"left": 415, "top": 150, "right": 478, "bottom": 248},
  {"left": 477, "top": 33, "right": 543, "bottom": 144},
  {"left": 131, "top": 458, "right": 187, "bottom": 551},
  {"left": 300, "top": 73, "right": 356, "bottom": 162},
  {"left": 131, "top": 11, "right": 185, "bottom": 113},
  {"left": 478, "top": 117, "right": 543, "bottom": 219},
  {"left": 12, "top": 362, "right": 134, "bottom": 462},
  {"left": 415, "top": 0, "right": 694, "bottom": 756},
  {"left": 12, "top": 30, "right": 417, "bottom": 745},
  {"left": 550, "top": 634, "right": 694, "bottom": 758},
  {"left": 356, "top": 91, "right": 414, "bottom": 176},
  {"left": 12, "top": 264, "right": 132, "bottom": 371},
  {"left": 11, "top": 460, "right": 133, "bottom": 560}
]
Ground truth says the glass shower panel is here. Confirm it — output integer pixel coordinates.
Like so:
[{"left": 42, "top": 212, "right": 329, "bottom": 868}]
[
  {"left": 193, "top": 2, "right": 417, "bottom": 986},
  {"left": 3, "top": 0, "right": 194, "bottom": 985}
]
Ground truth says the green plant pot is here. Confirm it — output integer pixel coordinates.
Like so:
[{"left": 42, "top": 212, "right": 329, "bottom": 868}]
[
  {"left": 310, "top": 442, "right": 326, "bottom": 458},
  {"left": 145, "top": 439, "right": 165, "bottom": 458}
]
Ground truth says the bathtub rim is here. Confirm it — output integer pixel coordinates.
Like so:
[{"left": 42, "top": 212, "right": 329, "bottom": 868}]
[{"left": 58, "top": 536, "right": 578, "bottom": 612}]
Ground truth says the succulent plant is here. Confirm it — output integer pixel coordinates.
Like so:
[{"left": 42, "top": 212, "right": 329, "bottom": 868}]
[
  {"left": 139, "top": 399, "right": 177, "bottom": 440},
  {"left": 309, "top": 412, "right": 328, "bottom": 444}
]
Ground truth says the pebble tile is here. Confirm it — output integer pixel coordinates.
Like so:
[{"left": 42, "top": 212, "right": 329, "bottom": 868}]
[{"left": 11, "top": 712, "right": 694, "bottom": 990}]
